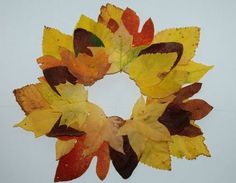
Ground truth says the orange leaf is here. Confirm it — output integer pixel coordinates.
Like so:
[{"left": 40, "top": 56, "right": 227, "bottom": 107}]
[
  {"left": 121, "top": 8, "right": 154, "bottom": 46},
  {"left": 37, "top": 55, "right": 63, "bottom": 70},
  {"left": 60, "top": 48, "right": 110, "bottom": 85}
]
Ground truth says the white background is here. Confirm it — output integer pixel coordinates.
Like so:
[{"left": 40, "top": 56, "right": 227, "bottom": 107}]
[{"left": 1, "top": 0, "right": 236, "bottom": 183}]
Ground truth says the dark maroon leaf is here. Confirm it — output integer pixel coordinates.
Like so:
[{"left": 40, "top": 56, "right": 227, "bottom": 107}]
[
  {"left": 109, "top": 136, "right": 138, "bottom": 179},
  {"left": 138, "top": 42, "right": 183, "bottom": 70},
  {"left": 174, "top": 83, "right": 202, "bottom": 103},
  {"left": 158, "top": 103, "right": 191, "bottom": 135},
  {"left": 47, "top": 118, "right": 85, "bottom": 137},
  {"left": 73, "top": 28, "right": 104, "bottom": 56},
  {"left": 178, "top": 124, "right": 203, "bottom": 137},
  {"left": 43, "top": 66, "right": 77, "bottom": 94}
]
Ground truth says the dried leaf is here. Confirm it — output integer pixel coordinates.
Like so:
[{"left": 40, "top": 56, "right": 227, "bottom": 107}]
[
  {"left": 109, "top": 136, "right": 138, "bottom": 179},
  {"left": 55, "top": 136, "right": 110, "bottom": 182},
  {"left": 42, "top": 26, "right": 73, "bottom": 59},
  {"left": 56, "top": 138, "right": 77, "bottom": 160},
  {"left": 73, "top": 28, "right": 104, "bottom": 56},
  {"left": 14, "top": 109, "right": 61, "bottom": 137},
  {"left": 118, "top": 97, "right": 171, "bottom": 158},
  {"left": 43, "top": 66, "right": 77, "bottom": 93},
  {"left": 60, "top": 48, "right": 110, "bottom": 85},
  {"left": 170, "top": 133, "right": 210, "bottom": 159},
  {"left": 154, "top": 27, "right": 200, "bottom": 64},
  {"left": 180, "top": 99, "right": 213, "bottom": 120},
  {"left": 13, "top": 84, "right": 50, "bottom": 114},
  {"left": 122, "top": 8, "right": 154, "bottom": 46}
]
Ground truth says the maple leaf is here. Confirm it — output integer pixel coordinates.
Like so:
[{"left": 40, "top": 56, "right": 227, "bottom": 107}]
[
  {"left": 80, "top": 103, "right": 124, "bottom": 155},
  {"left": 60, "top": 47, "right": 110, "bottom": 85},
  {"left": 55, "top": 135, "right": 110, "bottom": 182},
  {"left": 106, "top": 24, "right": 144, "bottom": 73},
  {"left": 119, "top": 96, "right": 171, "bottom": 170},
  {"left": 122, "top": 8, "right": 154, "bottom": 46}
]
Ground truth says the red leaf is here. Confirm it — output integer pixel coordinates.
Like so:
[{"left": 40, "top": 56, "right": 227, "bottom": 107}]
[
  {"left": 54, "top": 136, "right": 110, "bottom": 182},
  {"left": 122, "top": 8, "right": 154, "bottom": 46}
]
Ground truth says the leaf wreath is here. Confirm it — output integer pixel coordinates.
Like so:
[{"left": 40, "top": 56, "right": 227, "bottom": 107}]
[{"left": 13, "top": 3, "right": 213, "bottom": 182}]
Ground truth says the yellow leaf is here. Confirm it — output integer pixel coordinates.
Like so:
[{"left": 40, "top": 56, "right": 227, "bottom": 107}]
[
  {"left": 42, "top": 27, "right": 73, "bottom": 59},
  {"left": 75, "top": 15, "right": 113, "bottom": 48},
  {"left": 81, "top": 103, "right": 124, "bottom": 156},
  {"left": 13, "top": 84, "right": 50, "bottom": 114},
  {"left": 98, "top": 3, "right": 123, "bottom": 25},
  {"left": 154, "top": 27, "right": 200, "bottom": 64},
  {"left": 170, "top": 134, "right": 210, "bottom": 160},
  {"left": 106, "top": 25, "right": 144, "bottom": 73},
  {"left": 118, "top": 96, "right": 171, "bottom": 157},
  {"left": 14, "top": 109, "right": 61, "bottom": 137},
  {"left": 56, "top": 139, "right": 77, "bottom": 160},
  {"left": 176, "top": 60, "right": 214, "bottom": 83},
  {"left": 141, "top": 69, "right": 189, "bottom": 98},
  {"left": 129, "top": 53, "right": 178, "bottom": 88},
  {"left": 140, "top": 140, "right": 171, "bottom": 170}
]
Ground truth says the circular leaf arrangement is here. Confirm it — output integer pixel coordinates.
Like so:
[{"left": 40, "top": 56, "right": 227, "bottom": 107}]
[{"left": 14, "top": 3, "right": 213, "bottom": 182}]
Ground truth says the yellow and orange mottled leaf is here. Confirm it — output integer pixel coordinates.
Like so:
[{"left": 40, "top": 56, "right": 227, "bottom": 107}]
[
  {"left": 13, "top": 84, "right": 50, "bottom": 114},
  {"left": 60, "top": 48, "right": 110, "bottom": 85},
  {"left": 37, "top": 55, "right": 63, "bottom": 70}
]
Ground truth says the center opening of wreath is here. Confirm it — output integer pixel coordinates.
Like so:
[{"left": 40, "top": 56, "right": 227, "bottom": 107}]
[{"left": 88, "top": 72, "right": 141, "bottom": 119}]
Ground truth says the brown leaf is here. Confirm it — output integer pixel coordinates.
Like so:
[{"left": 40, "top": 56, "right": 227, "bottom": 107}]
[
  {"left": 109, "top": 136, "right": 138, "bottom": 179},
  {"left": 178, "top": 124, "right": 203, "bottom": 137},
  {"left": 174, "top": 83, "right": 202, "bottom": 103},
  {"left": 43, "top": 66, "right": 77, "bottom": 94},
  {"left": 180, "top": 99, "right": 213, "bottom": 120},
  {"left": 73, "top": 28, "right": 104, "bottom": 56}
]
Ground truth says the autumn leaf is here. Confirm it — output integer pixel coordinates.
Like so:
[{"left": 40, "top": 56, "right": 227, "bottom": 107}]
[
  {"left": 60, "top": 47, "right": 110, "bottom": 85},
  {"left": 75, "top": 15, "right": 113, "bottom": 48},
  {"left": 109, "top": 136, "right": 138, "bottom": 179},
  {"left": 55, "top": 135, "right": 110, "bottom": 182},
  {"left": 42, "top": 26, "right": 73, "bottom": 59},
  {"left": 119, "top": 96, "right": 171, "bottom": 170},
  {"left": 169, "top": 123, "right": 210, "bottom": 159},
  {"left": 154, "top": 27, "right": 200, "bottom": 64},
  {"left": 42, "top": 66, "right": 77, "bottom": 94},
  {"left": 122, "top": 8, "right": 154, "bottom": 46},
  {"left": 180, "top": 99, "right": 213, "bottom": 120},
  {"left": 98, "top": 3, "right": 123, "bottom": 31},
  {"left": 56, "top": 138, "right": 77, "bottom": 160},
  {"left": 81, "top": 103, "right": 124, "bottom": 155},
  {"left": 13, "top": 84, "right": 50, "bottom": 114},
  {"left": 73, "top": 28, "right": 104, "bottom": 56},
  {"left": 129, "top": 52, "right": 177, "bottom": 87},
  {"left": 106, "top": 24, "right": 144, "bottom": 73},
  {"left": 14, "top": 109, "right": 61, "bottom": 137},
  {"left": 14, "top": 82, "right": 89, "bottom": 136}
]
